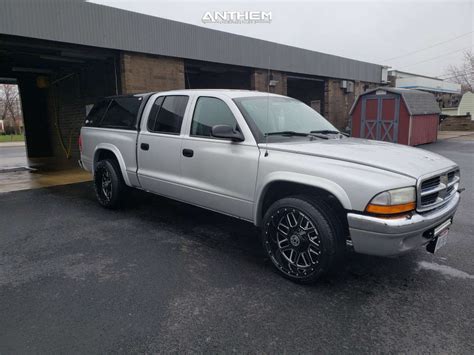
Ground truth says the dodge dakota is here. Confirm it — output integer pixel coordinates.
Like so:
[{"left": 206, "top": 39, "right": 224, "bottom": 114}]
[{"left": 79, "top": 90, "right": 461, "bottom": 283}]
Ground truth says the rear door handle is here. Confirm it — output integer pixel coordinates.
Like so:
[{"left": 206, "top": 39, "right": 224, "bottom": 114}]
[
  {"left": 140, "top": 143, "right": 149, "bottom": 151},
  {"left": 182, "top": 148, "right": 194, "bottom": 158}
]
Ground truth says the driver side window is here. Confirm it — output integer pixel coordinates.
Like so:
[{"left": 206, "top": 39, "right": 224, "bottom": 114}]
[{"left": 191, "top": 97, "right": 238, "bottom": 138}]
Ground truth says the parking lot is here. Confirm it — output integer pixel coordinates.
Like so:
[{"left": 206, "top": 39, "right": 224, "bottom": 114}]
[{"left": 1, "top": 137, "right": 473, "bottom": 353}]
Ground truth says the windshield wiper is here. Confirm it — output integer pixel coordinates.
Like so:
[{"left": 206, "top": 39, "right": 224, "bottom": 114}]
[
  {"left": 310, "top": 129, "right": 349, "bottom": 138},
  {"left": 265, "top": 131, "right": 330, "bottom": 140},
  {"left": 310, "top": 130, "right": 341, "bottom": 135},
  {"left": 265, "top": 131, "right": 310, "bottom": 137}
]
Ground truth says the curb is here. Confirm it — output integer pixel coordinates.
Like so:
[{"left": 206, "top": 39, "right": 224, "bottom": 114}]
[{"left": 0, "top": 142, "right": 25, "bottom": 147}]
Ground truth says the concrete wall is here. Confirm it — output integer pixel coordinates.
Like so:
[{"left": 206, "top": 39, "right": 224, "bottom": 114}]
[
  {"left": 324, "top": 79, "right": 377, "bottom": 130},
  {"left": 121, "top": 52, "right": 185, "bottom": 94},
  {"left": 45, "top": 74, "right": 85, "bottom": 167},
  {"left": 251, "top": 69, "right": 287, "bottom": 95},
  {"left": 17, "top": 75, "right": 52, "bottom": 159},
  {"left": 20, "top": 60, "right": 117, "bottom": 168}
]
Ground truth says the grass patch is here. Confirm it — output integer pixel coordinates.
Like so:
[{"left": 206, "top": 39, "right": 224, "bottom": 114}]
[{"left": 0, "top": 134, "right": 25, "bottom": 142}]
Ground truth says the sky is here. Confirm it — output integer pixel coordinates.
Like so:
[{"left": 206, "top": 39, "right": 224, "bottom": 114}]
[{"left": 90, "top": 0, "right": 473, "bottom": 79}]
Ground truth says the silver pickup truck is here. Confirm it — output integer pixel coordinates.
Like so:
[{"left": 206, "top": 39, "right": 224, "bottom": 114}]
[{"left": 79, "top": 89, "right": 461, "bottom": 283}]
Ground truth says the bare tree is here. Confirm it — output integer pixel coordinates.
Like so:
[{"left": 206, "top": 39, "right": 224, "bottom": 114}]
[
  {"left": 0, "top": 84, "right": 23, "bottom": 134},
  {"left": 444, "top": 51, "right": 473, "bottom": 93}
]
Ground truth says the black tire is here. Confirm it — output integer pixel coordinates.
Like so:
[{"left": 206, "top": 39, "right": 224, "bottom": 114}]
[
  {"left": 94, "top": 159, "right": 126, "bottom": 209},
  {"left": 261, "top": 196, "right": 345, "bottom": 284}
]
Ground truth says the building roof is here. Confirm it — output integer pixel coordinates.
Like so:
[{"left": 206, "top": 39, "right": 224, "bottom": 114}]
[
  {"left": 354, "top": 87, "right": 441, "bottom": 115},
  {"left": 388, "top": 70, "right": 461, "bottom": 94},
  {"left": 0, "top": 0, "right": 383, "bottom": 83},
  {"left": 388, "top": 70, "right": 442, "bottom": 81}
]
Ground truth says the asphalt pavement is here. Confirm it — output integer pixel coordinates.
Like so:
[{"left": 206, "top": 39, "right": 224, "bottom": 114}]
[
  {"left": 0, "top": 144, "right": 27, "bottom": 169},
  {"left": 1, "top": 138, "right": 473, "bottom": 353}
]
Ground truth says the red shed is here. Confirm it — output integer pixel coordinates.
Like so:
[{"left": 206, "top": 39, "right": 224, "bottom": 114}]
[{"left": 350, "top": 87, "right": 440, "bottom": 146}]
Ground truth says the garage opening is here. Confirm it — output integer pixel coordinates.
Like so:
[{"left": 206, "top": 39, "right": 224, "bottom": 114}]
[
  {"left": 287, "top": 75, "right": 325, "bottom": 114},
  {"left": 185, "top": 60, "right": 251, "bottom": 90},
  {"left": 0, "top": 35, "right": 119, "bottom": 170},
  {"left": 0, "top": 79, "right": 27, "bottom": 171},
  {"left": 0, "top": 35, "right": 120, "bottom": 192}
]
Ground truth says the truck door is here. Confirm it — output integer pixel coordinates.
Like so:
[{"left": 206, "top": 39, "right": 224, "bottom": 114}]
[
  {"left": 137, "top": 94, "right": 189, "bottom": 197},
  {"left": 179, "top": 95, "right": 260, "bottom": 221}
]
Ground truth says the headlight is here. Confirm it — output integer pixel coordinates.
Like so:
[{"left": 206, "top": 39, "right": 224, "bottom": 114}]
[{"left": 366, "top": 187, "right": 416, "bottom": 215}]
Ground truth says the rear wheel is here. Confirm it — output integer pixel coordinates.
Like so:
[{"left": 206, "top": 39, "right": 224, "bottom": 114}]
[
  {"left": 94, "top": 159, "right": 126, "bottom": 209},
  {"left": 261, "top": 196, "right": 345, "bottom": 283}
]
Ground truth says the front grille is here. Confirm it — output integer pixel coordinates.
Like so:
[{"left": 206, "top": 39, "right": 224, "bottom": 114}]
[
  {"left": 421, "top": 193, "right": 438, "bottom": 205},
  {"left": 421, "top": 176, "right": 441, "bottom": 191},
  {"left": 417, "top": 168, "right": 459, "bottom": 212}
]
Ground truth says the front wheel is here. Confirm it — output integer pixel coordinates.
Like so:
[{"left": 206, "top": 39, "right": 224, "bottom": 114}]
[
  {"left": 94, "top": 159, "right": 126, "bottom": 209},
  {"left": 261, "top": 196, "right": 344, "bottom": 283}
]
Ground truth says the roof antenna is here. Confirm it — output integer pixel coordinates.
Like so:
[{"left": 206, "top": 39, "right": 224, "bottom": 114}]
[{"left": 264, "top": 56, "right": 270, "bottom": 157}]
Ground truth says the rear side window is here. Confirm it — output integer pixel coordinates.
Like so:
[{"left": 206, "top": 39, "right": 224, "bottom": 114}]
[
  {"left": 147, "top": 96, "right": 165, "bottom": 131},
  {"left": 100, "top": 97, "right": 142, "bottom": 129},
  {"left": 148, "top": 95, "right": 189, "bottom": 134},
  {"left": 191, "top": 97, "right": 238, "bottom": 137},
  {"left": 85, "top": 100, "right": 110, "bottom": 127}
]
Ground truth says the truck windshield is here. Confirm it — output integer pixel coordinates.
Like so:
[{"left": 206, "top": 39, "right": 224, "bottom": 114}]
[{"left": 234, "top": 96, "right": 338, "bottom": 140}]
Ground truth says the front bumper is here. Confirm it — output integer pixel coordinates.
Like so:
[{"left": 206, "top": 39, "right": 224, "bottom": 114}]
[{"left": 347, "top": 192, "right": 460, "bottom": 256}]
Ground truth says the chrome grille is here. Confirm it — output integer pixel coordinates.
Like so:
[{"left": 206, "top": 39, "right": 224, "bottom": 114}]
[
  {"left": 421, "top": 176, "right": 441, "bottom": 191},
  {"left": 417, "top": 168, "right": 460, "bottom": 212}
]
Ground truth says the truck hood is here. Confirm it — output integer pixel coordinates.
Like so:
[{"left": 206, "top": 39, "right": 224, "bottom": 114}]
[{"left": 264, "top": 138, "right": 457, "bottom": 178}]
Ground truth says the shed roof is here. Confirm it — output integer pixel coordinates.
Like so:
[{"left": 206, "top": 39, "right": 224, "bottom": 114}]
[{"left": 355, "top": 87, "right": 441, "bottom": 115}]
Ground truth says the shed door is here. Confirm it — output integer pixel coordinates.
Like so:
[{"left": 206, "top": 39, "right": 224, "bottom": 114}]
[{"left": 360, "top": 95, "right": 400, "bottom": 143}]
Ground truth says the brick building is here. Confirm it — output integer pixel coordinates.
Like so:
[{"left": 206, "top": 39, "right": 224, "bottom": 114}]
[{"left": 0, "top": 0, "right": 384, "bottom": 169}]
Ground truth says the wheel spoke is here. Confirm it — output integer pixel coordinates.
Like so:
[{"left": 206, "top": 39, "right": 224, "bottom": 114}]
[
  {"left": 308, "top": 233, "right": 320, "bottom": 247},
  {"left": 299, "top": 216, "right": 311, "bottom": 230},
  {"left": 288, "top": 249, "right": 296, "bottom": 263},
  {"left": 277, "top": 222, "right": 290, "bottom": 236},
  {"left": 277, "top": 237, "right": 289, "bottom": 249},
  {"left": 286, "top": 212, "right": 298, "bottom": 228},
  {"left": 100, "top": 169, "right": 113, "bottom": 201}
]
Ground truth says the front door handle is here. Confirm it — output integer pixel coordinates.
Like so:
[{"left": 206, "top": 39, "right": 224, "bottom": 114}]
[
  {"left": 182, "top": 148, "right": 194, "bottom": 158},
  {"left": 140, "top": 143, "right": 149, "bottom": 151}
]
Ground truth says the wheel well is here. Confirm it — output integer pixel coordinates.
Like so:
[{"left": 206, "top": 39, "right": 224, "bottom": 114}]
[
  {"left": 95, "top": 149, "right": 118, "bottom": 165},
  {"left": 259, "top": 181, "right": 349, "bottom": 236},
  {"left": 93, "top": 149, "right": 122, "bottom": 177}
]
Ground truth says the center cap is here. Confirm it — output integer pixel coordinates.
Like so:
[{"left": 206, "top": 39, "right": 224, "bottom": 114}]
[{"left": 290, "top": 234, "right": 301, "bottom": 247}]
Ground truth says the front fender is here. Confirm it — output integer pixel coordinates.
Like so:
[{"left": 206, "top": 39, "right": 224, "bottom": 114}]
[
  {"left": 93, "top": 143, "right": 131, "bottom": 186},
  {"left": 254, "top": 171, "right": 352, "bottom": 225}
]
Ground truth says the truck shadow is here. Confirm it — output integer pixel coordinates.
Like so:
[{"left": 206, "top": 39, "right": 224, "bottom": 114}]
[{"left": 123, "top": 186, "right": 423, "bottom": 288}]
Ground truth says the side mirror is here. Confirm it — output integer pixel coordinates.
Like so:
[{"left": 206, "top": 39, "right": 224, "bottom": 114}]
[{"left": 211, "top": 125, "right": 244, "bottom": 142}]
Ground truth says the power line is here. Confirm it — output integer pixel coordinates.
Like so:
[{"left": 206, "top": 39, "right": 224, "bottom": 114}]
[
  {"left": 379, "top": 31, "right": 473, "bottom": 62},
  {"left": 398, "top": 47, "right": 470, "bottom": 69}
]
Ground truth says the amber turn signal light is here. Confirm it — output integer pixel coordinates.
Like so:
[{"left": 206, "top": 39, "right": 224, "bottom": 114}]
[{"left": 366, "top": 202, "right": 416, "bottom": 215}]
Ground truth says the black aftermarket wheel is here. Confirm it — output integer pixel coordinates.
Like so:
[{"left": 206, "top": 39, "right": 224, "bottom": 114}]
[
  {"left": 261, "top": 196, "right": 344, "bottom": 283},
  {"left": 94, "top": 159, "right": 126, "bottom": 209}
]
